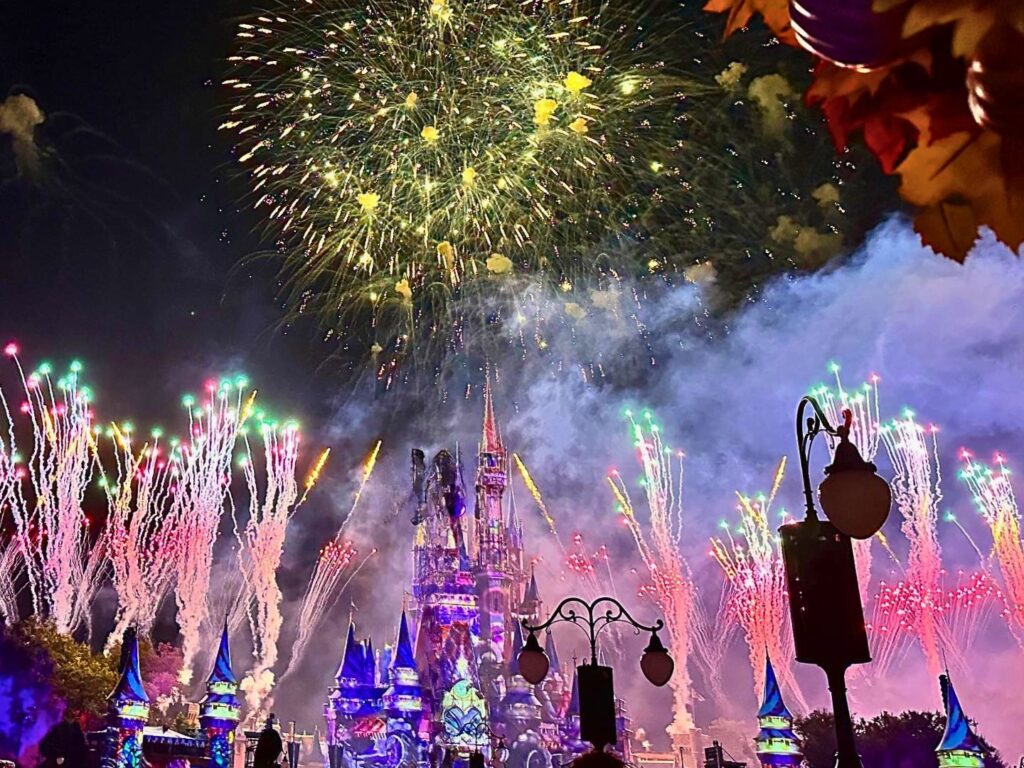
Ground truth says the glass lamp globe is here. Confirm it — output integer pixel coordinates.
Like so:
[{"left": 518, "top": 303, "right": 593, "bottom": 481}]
[
  {"left": 819, "top": 432, "right": 892, "bottom": 539},
  {"left": 640, "top": 631, "right": 674, "bottom": 687},
  {"left": 517, "top": 632, "right": 550, "bottom": 684}
]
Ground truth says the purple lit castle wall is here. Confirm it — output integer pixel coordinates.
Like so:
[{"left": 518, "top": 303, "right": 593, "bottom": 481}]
[{"left": 323, "top": 380, "right": 606, "bottom": 768}]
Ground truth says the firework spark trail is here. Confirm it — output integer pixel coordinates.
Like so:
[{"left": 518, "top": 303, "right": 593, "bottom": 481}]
[
  {"left": 281, "top": 440, "right": 382, "bottom": 678},
  {"left": 0, "top": 369, "right": 25, "bottom": 622},
  {"left": 3, "top": 348, "right": 102, "bottom": 634},
  {"left": 960, "top": 452, "right": 1024, "bottom": 643},
  {"left": 709, "top": 459, "right": 808, "bottom": 712},
  {"left": 877, "top": 411, "right": 952, "bottom": 676},
  {"left": 237, "top": 422, "right": 325, "bottom": 714},
  {"left": 512, "top": 452, "right": 563, "bottom": 547},
  {"left": 171, "top": 379, "right": 250, "bottom": 684},
  {"left": 607, "top": 410, "right": 696, "bottom": 741},
  {"left": 281, "top": 542, "right": 374, "bottom": 682},
  {"left": 99, "top": 424, "right": 180, "bottom": 648},
  {"left": 222, "top": 0, "right": 699, "bottom": 366},
  {"left": 814, "top": 365, "right": 882, "bottom": 608}
]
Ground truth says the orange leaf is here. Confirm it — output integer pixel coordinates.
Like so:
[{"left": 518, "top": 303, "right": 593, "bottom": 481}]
[
  {"left": 704, "top": 0, "right": 796, "bottom": 44},
  {"left": 913, "top": 202, "right": 979, "bottom": 261},
  {"left": 899, "top": 130, "right": 1024, "bottom": 258}
]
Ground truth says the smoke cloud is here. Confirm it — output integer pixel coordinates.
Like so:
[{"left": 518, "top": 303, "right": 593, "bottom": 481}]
[{"left": 252, "top": 218, "right": 1024, "bottom": 760}]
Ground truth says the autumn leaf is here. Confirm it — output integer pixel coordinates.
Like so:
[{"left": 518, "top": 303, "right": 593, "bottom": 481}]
[
  {"left": 704, "top": 0, "right": 796, "bottom": 45},
  {"left": 913, "top": 201, "right": 979, "bottom": 261},
  {"left": 899, "top": 129, "right": 1024, "bottom": 258}
]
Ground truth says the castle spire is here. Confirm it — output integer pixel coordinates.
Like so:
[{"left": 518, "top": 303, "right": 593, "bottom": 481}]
[
  {"left": 937, "top": 674, "right": 984, "bottom": 767},
  {"left": 566, "top": 669, "right": 580, "bottom": 717},
  {"left": 507, "top": 620, "right": 525, "bottom": 678},
  {"left": 208, "top": 621, "right": 237, "bottom": 686},
  {"left": 544, "top": 631, "right": 561, "bottom": 675},
  {"left": 385, "top": 611, "right": 423, "bottom": 721},
  {"left": 753, "top": 656, "right": 801, "bottom": 766},
  {"left": 337, "top": 620, "right": 360, "bottom": 683},
  {"left": 391, "top": 611, "right": 416, "bottom": 671},
  {"left": 482, "top": 369, "right": 503, "bottom": 455},
  {"left": 108, "top": 626, "right": 150, "bottom": 711}
]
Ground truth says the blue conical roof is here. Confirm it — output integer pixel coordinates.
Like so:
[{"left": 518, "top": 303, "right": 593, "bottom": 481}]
[
  {"left": 391, "top": 612, "right": 416, "bottom": 670},
  {"left": 362, "top": 639, "right": 377, "bottom": 685},
  {"left": 566, "top": 669, "right": 580, "bottom": 716},
  {"left": 208, "top": 622, "right": 236, "bottom": 685},
  {"left": 938, "top": 674, "right": 983, "bottom": 753},
  {"left": 524, "top": 571, "right": 540, "bottom": 605},
  {"left": 337, "top": 621, "right": 360, "bottom": 683},
  {"left": 508, "top": 621, "right": 525, "bottom": 677},
  {"left": 757, "top": 657, "right": 792, "bottom": 720},
  {"left": 109, "top": 627, "right": 149, "bottom": 705},
  {"left": 544, "top": 631, "right": 560, "bottom": 673}
]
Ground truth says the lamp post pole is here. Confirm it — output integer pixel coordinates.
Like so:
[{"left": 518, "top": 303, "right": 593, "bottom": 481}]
[{"left": 781, "top": 396, "right": 890, "bottom": 768}]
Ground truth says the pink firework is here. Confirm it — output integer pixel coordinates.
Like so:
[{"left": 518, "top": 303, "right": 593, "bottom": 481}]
[
  {"left": 99, "top": 423, "right": 180, "bottom": 647},
  {"left": 709, "top": 459, "right": 807, "bottom": 712},
  {"left": 607, "top": 410, "right": 697, "bottom": 744},
  {"left": 959, "top": 451, "right": 1024, "bottom": 642},
  {"left": 813, "top": 364, "right": 882, "bottom": 607},
  {"left": 237, "top": 419, "right": 326, "bottom": 714},
  {"left": 170, "top": 379, "right": 250, "bottom": 684},
  {"left": 876, "top": 411, "right": 949, "bottom": 676},
  {"left": 868, "top": 568, "right": 1005, "bottom": 671},
  {"left": 1, "top": 349, "right": 104, "bottom": 635},
  {"left": 281, "top": 440, "right": 381, "bottom": 680}
]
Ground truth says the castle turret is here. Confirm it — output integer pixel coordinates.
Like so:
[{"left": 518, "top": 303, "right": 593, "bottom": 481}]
[
  {"left": 937, "top": 674, "right": 985, "bottom": 768},
  {"left": 520, "top": 570, "right": 542, "bottom": 623},
  {"left": 105, "top": 627, "right": 149, "bottom": 768},
  {"left": 385, "top": 612, "right": 423, "bottom": 721},
  {"left": 753, "top": 657, "right": 801, "bottom": 767},
  {"left": 543, "top": 631, "right": 560, "bottom": 676},
  {"left": 200, "top": 624, "right": 240, "bottom": 768}
]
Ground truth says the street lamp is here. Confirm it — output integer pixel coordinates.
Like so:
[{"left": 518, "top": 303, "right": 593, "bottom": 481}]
[
  {"left": 780, "top": 398, "right": 892, "bottom": 768},
  {"left": 518, "top": 596, "right": 673, "bottom": 751}
]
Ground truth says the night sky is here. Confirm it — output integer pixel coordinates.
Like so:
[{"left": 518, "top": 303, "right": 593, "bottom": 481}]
[{"left": 2, "top": 1, "right": 337, "bottom": 426}]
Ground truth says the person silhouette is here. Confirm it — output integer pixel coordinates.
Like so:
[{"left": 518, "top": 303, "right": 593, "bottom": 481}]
[{"left": 253, "top": 715, "right": 285, "bottom": 768}]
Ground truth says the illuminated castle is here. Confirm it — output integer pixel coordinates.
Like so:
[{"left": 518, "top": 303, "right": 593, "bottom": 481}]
[
  {"left": 752, "top": 658, "right": 801, "bottom": 767},
  {"left": 324, "top": 380, "right": 598, "bottom": 768}
]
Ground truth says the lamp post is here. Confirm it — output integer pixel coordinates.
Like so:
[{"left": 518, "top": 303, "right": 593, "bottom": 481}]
[
  {"left": 780, "top": 397, "right": 892, "bottom": 768},
  {"left": 517, "top": 596, "right": 673, "bottom": 752}
]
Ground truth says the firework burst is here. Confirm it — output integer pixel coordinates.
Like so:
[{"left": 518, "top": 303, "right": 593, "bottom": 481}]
[
  {"left": 1, "top": 347, "right": 104, "bottom": 635},
  {"left": 607, "top": 409, "right": 696, "bottom": 744},
  {"left": 98, "top": 423, "right": 180, "bottom": 646},
  {"left": 960, "top": 451, "right": 1024, "bottom": 642},
  {"left": 223, "top": 0, "right": 699, "bottom": 367},
  {"left": 709, "top": 458, "right": 808, "bottom": 712},
  {"left": 811, "top": 364, "right": 882, "bottom": 607},
  {"left": 170, "top": 379, "right": 251, "bottom": 684}
]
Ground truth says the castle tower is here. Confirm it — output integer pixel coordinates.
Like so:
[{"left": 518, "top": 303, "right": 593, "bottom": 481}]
[
  {"left": 385, "top": 612, "right": 424, "bottom": 722},
  {"left": 474, "top": 373, "right": 513, "bottom": 653},
  {"left": 200, "top": 624, "right": 241, "bottom": 768},
  {"left": 753, "top": 657, "right": 801, "bottom": 767},
  {"left": 936, "top": 674, "right": 985, "bottom": 768},
  {"left": 105, "top": 627, "right": 150, "bottom": 768},
  {"left": 331, "top": 622, "right": 381, "bottom": 720},
  {"left": 519, "top": 570, "right": 542, "bottom": 624}
]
